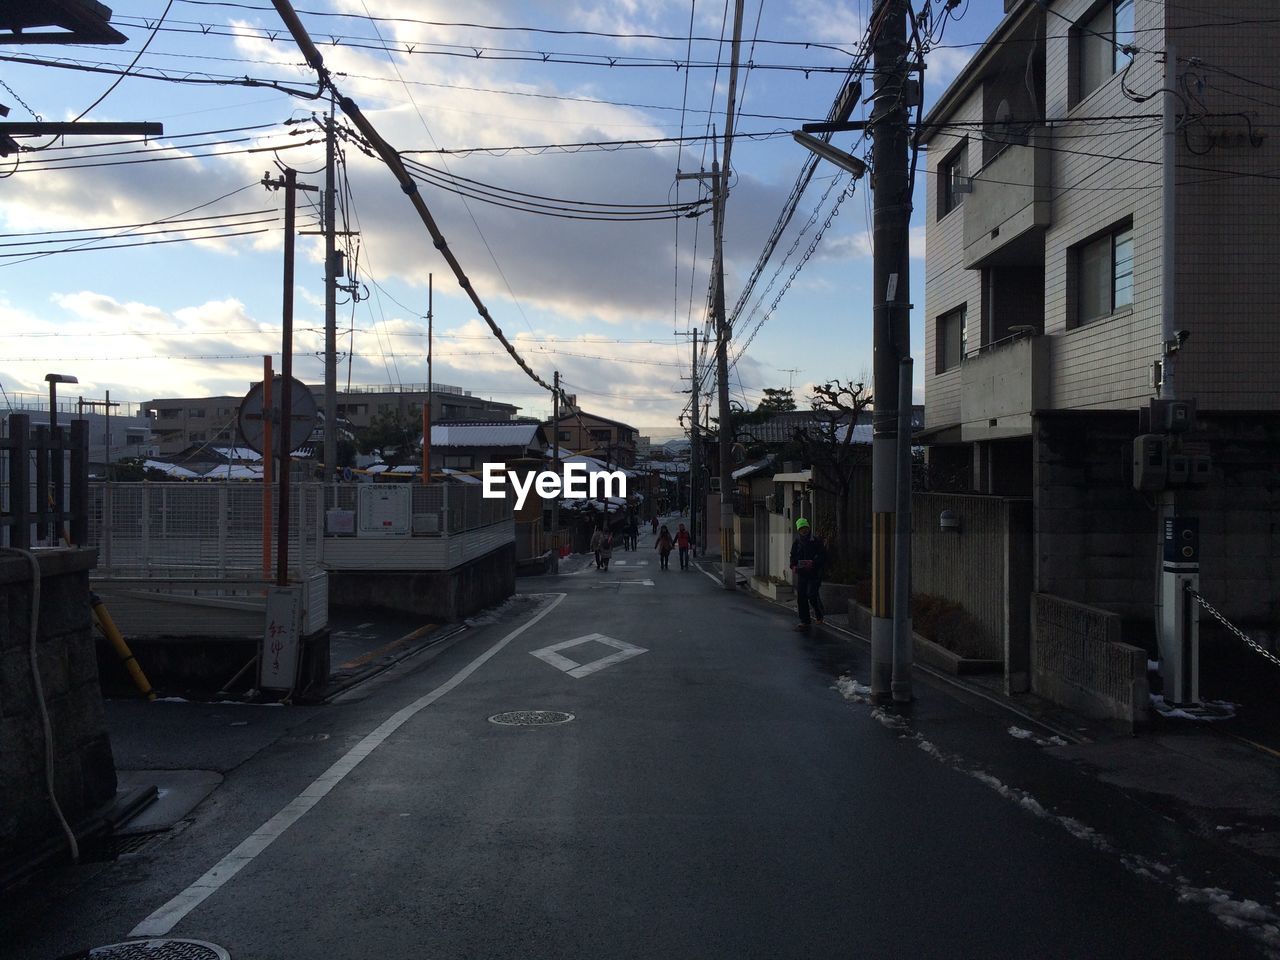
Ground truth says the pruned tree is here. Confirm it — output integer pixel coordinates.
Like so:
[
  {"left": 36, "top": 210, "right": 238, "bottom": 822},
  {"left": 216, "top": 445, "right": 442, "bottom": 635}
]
[
  {"left": 357, "top": 409, "right": 420, "bottom": 464},
  {"left": 795, "top": 378, "right": 874, "bottom": 564}
]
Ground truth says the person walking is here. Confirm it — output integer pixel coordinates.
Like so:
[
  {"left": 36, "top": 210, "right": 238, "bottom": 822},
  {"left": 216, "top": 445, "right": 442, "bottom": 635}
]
[
  {"left": 599, "top": 528, "right": 614, "bottom": 571},
  {"left": 626, "top": 515, "right": 640, "bottom": 551},
  {"left": 789, "top": 517, "right": 826, "bottom": 629},
  {"left": 651, "top": 515, "right": 659, "bottom": 536},
  {"left": 655, "top": 524, "right": 674, "bottom": 570},
  {"left": 590, "top": 526, "right": 604, "bottom": 570},
  {"left": 674, "top": 523, "right": 691, "bottom": 570}
]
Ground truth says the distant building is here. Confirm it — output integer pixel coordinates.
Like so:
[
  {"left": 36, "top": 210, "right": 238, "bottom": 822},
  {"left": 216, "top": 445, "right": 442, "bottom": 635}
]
[
  {"left": 426, "top": 422, "right": 548, "bottom": 473},
  {"left": 543, "top": 409, "right": 638, "bottom": 467},
  {"left": 0, "top": 393, "right": 156, "bottom": 469},
  {"left": 144, "top": 382, "right": 518, "bottom": 455}
]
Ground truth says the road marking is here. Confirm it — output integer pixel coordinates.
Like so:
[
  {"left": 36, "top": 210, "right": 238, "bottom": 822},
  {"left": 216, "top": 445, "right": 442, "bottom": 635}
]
[
  {"left": 355, "top": 622, "right": 374, "bottom": 629},
  {"left": 530, "top": 633, "right": 648, "bottom": 679},
  {"left": 129, "top": 593, "right": 567, "bottom": 938},
  {"left": 694, "top": 562, "right": 725, "bottom": 587}
]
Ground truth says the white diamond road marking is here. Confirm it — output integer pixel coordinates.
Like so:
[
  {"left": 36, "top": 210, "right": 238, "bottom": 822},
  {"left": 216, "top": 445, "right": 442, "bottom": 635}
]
[{"left": 530, "top": 633, "right": 649, "bottom": 679}]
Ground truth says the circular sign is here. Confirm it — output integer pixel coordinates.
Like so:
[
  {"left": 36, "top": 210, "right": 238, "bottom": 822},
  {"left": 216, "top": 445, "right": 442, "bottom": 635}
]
[
  {"left": 237, "top": 375, "right": 318, "bottom": 456},
  {"left": 342, "top": 466, "right": 354, "bottom": 481}
]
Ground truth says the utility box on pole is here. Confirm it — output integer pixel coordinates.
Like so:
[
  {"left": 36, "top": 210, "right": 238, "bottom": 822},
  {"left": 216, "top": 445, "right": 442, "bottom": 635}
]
[{"left": 1159, "top": 516, "right": 1200, "bottom": 705}]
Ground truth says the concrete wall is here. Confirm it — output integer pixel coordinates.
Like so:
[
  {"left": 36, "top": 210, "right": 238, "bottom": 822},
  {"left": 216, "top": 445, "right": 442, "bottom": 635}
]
[
  {"left": 912, "top": 493, "right": 1033, "bottom": 675},
  {"left": 1, "top": 548, "right": 116, "bottom": 867},
  {"left": 1032, "top": 412, "right": 1154, "bottom": 621},
  {"left": 329, "top": 542, "right": 516, "bottom": 621}
]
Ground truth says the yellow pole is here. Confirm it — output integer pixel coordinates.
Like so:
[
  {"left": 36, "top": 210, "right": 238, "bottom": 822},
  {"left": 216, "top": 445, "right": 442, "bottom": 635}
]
[{"left": 90, "top": 594, "right": 155, "bottom": 701}]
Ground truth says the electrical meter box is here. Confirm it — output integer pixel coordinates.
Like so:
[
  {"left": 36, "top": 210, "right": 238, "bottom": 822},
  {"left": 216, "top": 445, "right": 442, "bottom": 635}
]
[
  {"left": 1132, "top": 434, "right": 1167, "bottom": 491},
  {"left": 358, "top": 484, "right": 411, "bottom": 537}
]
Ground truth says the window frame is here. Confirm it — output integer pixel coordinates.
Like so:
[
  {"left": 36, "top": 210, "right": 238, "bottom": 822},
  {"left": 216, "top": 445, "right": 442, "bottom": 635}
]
[
  {"left": 1073, "top": 221, "right": 1134, "bottom": 327},
  {"left": 1075, "top": 0, "right": 1135, "bottom": 104},
  {"left": 936, "top": 304, "right": 968, "bottom": 374},
  {"left": 937, "top": 139, "right": 968, "bottom": 220}
]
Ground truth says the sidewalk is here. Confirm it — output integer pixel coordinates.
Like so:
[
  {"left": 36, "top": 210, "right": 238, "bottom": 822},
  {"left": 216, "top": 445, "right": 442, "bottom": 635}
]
[{"left": 736, "top": 571, "right": 1280, "bottom": 875}]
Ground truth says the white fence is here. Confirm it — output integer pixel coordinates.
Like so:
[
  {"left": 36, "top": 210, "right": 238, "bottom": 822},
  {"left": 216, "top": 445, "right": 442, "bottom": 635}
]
[{"left": 88, "top": 481, "right": 514, "bottom": 577}]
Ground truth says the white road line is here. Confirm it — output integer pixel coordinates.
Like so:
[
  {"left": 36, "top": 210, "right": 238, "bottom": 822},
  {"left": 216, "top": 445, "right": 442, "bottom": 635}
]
[
  {"left": 694, "top": 562, "right": 723, "bottom": 587},
  {"left": 129, "top": 593, "right": 567, "bottom": 938},
  {"left": 530, "top": 633, "right": 648, "bottom": 678}
]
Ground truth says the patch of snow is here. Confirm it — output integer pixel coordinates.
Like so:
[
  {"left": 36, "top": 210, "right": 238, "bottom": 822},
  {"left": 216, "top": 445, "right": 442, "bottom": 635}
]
[
  {"left": 1178, "top": 887, "right": 1280, "bottom": 951},
  {"left": 1148, "top": 659, "right": 1161, "bottom": 671},
  {"left": 833, "top": 675, "right": 871, "bottom": 703},
  {"left": 1007, "top": 726, "right": 1035, "bottom": 740}
]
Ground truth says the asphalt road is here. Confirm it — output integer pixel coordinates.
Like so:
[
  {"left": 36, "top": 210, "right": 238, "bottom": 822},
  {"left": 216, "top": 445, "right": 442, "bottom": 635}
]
[{"left": 3, "top": 544, "right": 1271, "bottom": 959}]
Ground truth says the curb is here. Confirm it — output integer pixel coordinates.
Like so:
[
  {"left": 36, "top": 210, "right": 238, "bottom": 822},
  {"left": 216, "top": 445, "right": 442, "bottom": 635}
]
[
  {"left": 724, "top": 572, "right": 1089, "bottom": 746},
  {"left": 317, "top": 623, "right": 469, "bottom": 702}
]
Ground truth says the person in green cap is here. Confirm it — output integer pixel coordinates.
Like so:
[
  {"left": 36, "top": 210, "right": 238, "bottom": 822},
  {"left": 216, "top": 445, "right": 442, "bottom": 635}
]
[{"left": 789, "top": 517, "right": 826, "bottom": 629}]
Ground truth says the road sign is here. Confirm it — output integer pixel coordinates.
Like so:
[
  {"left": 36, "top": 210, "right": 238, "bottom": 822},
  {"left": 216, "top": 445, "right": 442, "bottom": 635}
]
[
  {"left": 238, "top": 374, "right": 317, "bottom": 456},
  {"left": 530, "top": 633, "right": 648, "bottom": 679},
  {"left": 259, "top": 585, "right": 302, "bottom": 691}
]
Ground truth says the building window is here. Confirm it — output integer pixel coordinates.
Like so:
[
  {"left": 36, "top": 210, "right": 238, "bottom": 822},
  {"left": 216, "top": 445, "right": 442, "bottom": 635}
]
[
  {"left": 937, "top": 305, "right": 967, "bottom": 373},
  {"left": 590, "top": 429, "right": 612, "bottom": 443},
  {"left": 1075, "top": 224, "right": 1133, "bottom": 325},
  {"left": 1077, "top": 0, "right": 1135, "bottom": 102},
  {"left": 126, "top": 433, "right": 145, "bottom": 444},
  {"left": 187, "top": 408, "right": 206, "bottom": 418},
  {"left": 558, "top": 430, "right": 571, "bottom": 441},
  {"left": 938, "top": 140, "right": 967, "bottom": 218},
  {"left": 443, "top": 455, "right": 474, "bottom": 469},
  {"left": 158, "top": 408, "right": 180, "bottom": 419}
]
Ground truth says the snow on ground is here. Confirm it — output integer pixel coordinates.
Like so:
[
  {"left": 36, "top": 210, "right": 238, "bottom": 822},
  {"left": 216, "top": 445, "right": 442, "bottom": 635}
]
[{"left": 832, "top": 674, "right": 1280, "bottom": 954}]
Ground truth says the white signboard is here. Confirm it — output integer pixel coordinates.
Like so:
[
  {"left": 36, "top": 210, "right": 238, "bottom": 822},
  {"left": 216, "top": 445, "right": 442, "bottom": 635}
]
[{"left": 259, "top": 586, "right": 302, "bottom": 691}]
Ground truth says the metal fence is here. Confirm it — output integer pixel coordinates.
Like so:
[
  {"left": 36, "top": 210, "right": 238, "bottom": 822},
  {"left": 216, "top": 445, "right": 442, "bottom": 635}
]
[
  {"left": 1, "top": 414, "right": 89, "bottom": 548},
  {"left": 319, "top": 482, "right": 509, "bottom": 536},
  {"left": 88, "top": 482, "right": 323, "bottom": 578}
]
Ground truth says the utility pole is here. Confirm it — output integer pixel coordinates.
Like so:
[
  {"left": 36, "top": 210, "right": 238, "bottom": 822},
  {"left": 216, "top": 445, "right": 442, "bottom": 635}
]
[
  {"left": 690, "top": 330, "right": 699, "bottom": 539},
  {"left": 423, "top": 273, "right": 433, "bottom": 485},
  {"left": 712, "top": 0, "right": 746, "bottom": 590},
  {"left": 77, "top": 392, "right": 118, "bottom": 480},
  {"left": 552, "top": 370, "right": 561, "bottom": 550},
  {"left": 262, "top": 166, "right": 317, "bottom": 586},
  {"left": 323, "top": 97, "right": 338, "bottom": 481},
  {"left": 869, "top": 0, "right": 915, "bottom": 704}
]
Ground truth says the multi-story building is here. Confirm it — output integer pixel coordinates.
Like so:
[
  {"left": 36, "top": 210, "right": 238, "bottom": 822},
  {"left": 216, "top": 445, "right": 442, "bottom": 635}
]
[
  {"left": 144, "top": 382, "right": 518, "bottom": 455},
  {"left": 918, "top": 1, "right": 1280, "bottom": 675},
  {"left": 544, "top": 408, "right": 638, "bottom": 467},
  {"left": 1, "top": 393, "right": 156, "bottom": 469}
]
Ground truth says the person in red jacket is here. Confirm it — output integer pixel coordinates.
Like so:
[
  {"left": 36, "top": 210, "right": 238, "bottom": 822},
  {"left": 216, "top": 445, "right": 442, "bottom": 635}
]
[{"left": 674, "top": 523, "right": 692, "bottom": 570}]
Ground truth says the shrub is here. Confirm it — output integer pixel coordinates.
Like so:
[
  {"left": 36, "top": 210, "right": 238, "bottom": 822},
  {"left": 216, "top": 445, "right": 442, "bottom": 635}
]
[{"left": 911, "top": 593, "right": 987, "bottom": 659}]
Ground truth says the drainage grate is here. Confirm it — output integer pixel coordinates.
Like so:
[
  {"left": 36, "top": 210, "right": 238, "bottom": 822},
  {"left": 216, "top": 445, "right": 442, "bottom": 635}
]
[
  {"left": 488, "top": 710, "right": 575, "bottom": 726},
  {"left": 57, "top": 940, "right": 231, "bottom": 960},
  {"left": 80, "top": 831, "right": 166, "bottom": 862}
]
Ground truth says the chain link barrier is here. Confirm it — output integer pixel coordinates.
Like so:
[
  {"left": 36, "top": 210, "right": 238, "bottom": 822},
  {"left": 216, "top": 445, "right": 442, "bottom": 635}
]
[{"left": 1185, "top": 583, "right": 1280, "bottom": 669}]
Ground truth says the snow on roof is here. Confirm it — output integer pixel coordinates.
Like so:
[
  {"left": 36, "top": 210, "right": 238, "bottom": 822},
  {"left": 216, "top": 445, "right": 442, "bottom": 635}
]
[
  {"left": 428, "top": 422, "right": 544, "bottom": 448},
  {"left": 833, "top": 423, "right": 875, "bottom": 445},
  {"left": 210, "top": 445, "right": 262, "bottom": 462},
  {"left": 563, "top": 454, "right": 639, "bottom": 478},
  {"left": 440, "top": 467, "right": 483, "bottom": 485},
  {"left": 201, "top": 463, "right": 263, "bottom": 481},
  {"left": 143, "top": 459, "right": 200, "bottom": 479},
  {"left": 733, "top": 457, "right": 774, "bottom": 480}
]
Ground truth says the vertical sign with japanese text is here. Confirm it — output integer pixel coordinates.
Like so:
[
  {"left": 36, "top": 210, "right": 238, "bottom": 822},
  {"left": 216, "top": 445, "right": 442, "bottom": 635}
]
[{"left": 259, "top": 586, "right": 302, "bottom": 692}]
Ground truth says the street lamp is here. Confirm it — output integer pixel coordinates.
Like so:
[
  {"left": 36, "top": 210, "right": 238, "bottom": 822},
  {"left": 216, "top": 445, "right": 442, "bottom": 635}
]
[{"left": 45, "top": 373, "right": 78, "bottom": 429}]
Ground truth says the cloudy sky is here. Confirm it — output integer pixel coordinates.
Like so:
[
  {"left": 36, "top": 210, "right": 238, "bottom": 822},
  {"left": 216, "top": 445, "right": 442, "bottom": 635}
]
[{"left": 0, "top": 1, "right": 1002, "bottom": 438}]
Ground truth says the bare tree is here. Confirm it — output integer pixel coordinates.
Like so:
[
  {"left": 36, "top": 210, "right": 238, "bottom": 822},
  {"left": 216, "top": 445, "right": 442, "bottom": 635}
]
[{"left": 795, "top": 379, "right": 873, "bottom": 562}]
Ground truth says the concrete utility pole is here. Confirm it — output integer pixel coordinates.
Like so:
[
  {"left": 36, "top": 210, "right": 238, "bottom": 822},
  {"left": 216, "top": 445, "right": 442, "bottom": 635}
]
[
  {"left": 423, "top": 273, "right": 433, "bottom": 485},
  {"left": 262, "top": 166, "right": 317, "bottom": 586},
  {"left": 690, "top": 329, "right": 699, "bottom": 538},
  {"left": 712, "top": 0, "right": 746, "bottom": 590},
  {"left": 869, "top": 0, "right": 915, "bottom": 703},
  {"left": 77, "top": 392, "right": 118, "bottom": 480},
  {"left": 323, "top": 97, "right": 338, "bottom": 480},
  {"left": 552, "top": 369, "right": 561, "bottom": 543}
]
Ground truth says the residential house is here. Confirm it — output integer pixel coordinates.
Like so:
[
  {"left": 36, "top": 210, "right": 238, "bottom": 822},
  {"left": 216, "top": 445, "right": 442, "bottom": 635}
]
[
  {"left": 544, "top": 409, "right": 638, "bottom": 467},
  {"left": 918, "top": 0, "right": 1280, "bottom": 705}
]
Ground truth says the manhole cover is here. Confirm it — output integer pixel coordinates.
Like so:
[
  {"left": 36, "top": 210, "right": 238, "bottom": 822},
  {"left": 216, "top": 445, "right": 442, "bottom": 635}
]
[
  {"left": 80, "top": 831, "right": 166, "bottom": 862},
  {"left": 57, "top": 940, "right": 230, "bottom": 960},
  {"left": 488, "top": 710, "right": 575, "bottom": 726}
]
